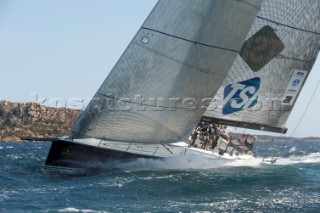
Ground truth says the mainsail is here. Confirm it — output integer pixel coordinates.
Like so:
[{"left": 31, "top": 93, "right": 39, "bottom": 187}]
[
  {"left": 203, "top": 0, "right": 320, "bottom": 133},
  {"left": 70, "top": 0, "right": 263, "bottom": 143}
]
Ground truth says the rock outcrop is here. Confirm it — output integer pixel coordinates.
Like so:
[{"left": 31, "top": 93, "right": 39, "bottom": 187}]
[
  {"left": 1, "top": 100, "right": 319, "bottom": 142},
  {"left": 0, "top": 100, "right": 81, "bottom": 141}
]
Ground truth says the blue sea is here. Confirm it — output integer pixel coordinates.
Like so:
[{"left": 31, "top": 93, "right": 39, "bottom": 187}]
[{"left": 0, "top": 141, "right": 320, "bottom": 212}]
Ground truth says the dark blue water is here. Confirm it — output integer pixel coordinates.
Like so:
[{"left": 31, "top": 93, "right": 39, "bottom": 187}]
[{"left": 1, "top": 141, "right": 319, "bottom": 212}]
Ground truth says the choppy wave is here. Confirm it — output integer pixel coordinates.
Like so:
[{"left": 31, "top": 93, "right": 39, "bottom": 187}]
[
  {"left": 1, "top": 141, "right": 320, "bottom": 212},
  {"left": 114, "top": 156, "right": 263, "bottom": 171},
  {"left": 113, "top": 152, "right": 320, "bottom": 171},
  {"left": 289, "top": 146, "right": 297, "bottom": 153},
  {"left": 274, "top": 152, "right": 320, "bottom": 165},
  {"left": 58, "top": 208, "right": 102, "bottom": 213}
]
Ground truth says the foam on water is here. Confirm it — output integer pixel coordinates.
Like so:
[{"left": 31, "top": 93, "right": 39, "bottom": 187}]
[
  {"left": 113, "top": 151, "right": 320, "bottom": 171},
  {"left": 5, "top": 154, "right": 22, "bottom": 160},
  {"left": 274, "top": 152, "right": 320, "bottom": 165},
  {"left": 289, "top": 146, "right": 297, "bottom": 153},
  {"left": 1, "top": 141, "right": 319, "bottom": 212},
  {"left": 58, "top": 208, "right": 102, "bottom": 213},
  {"left": 114, "top": 156, "right": 266, "bottom": 171}
]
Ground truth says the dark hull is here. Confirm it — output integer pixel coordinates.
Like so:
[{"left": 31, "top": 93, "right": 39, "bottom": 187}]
[{"left": 45, "top": 140, "right": 160, "bottom": 174}]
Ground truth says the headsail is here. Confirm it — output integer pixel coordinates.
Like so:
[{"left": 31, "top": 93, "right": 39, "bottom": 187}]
[
  {"left": 203, "top": 0, "right": 320, "bottom": 133},
  {"left": 70, "top": 0, "right": 263, "bottom": 143}
]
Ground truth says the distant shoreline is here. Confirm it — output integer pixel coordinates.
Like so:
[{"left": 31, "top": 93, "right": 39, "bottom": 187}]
[
  {"left": 1, "top": 100, "right": 320, "bottom": 143},
  {"left": 0, "top": 100, "right": 81, "bottom": 142}
]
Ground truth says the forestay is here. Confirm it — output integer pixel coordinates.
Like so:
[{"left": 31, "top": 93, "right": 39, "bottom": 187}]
[
  {"left": 203, "top": 0, "right": 320, "bottom": 133},
  {"left": 70, "top": 0, "right": 262, "bottom": 143}
]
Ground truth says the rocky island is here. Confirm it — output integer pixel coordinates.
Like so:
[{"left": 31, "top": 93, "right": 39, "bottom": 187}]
[
  {"left": 0, "top": 100, "right": 81, "bottom": 142},
  {"left": 1, "top": 100, "right": 319, "bottom": 142}
]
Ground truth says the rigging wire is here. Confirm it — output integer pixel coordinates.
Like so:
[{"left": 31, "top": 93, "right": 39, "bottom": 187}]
[
  {"left": 17, "top": 14, "right": 318, "bottom": 162},
  {"left": 273, "top": 79, "right": 320, "bottom": 157},
  {"left": 289, "top": 80, "right": 320, "bottom": 138},
  {"left": 21, "top": 140, "right": 43, "bottom": 162}
]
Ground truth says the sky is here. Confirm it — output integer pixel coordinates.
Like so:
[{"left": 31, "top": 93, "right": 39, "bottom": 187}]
[{"left": 0, "top": 0, "right": 320, "bottom": 138}]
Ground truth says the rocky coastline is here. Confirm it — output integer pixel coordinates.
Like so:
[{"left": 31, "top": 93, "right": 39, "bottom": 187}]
[
  {"left": 1, "top": 100, "right": 319, "bottom": 142},
  {"left": 0, "top": 100, "right": 81, "bottom": 142}
]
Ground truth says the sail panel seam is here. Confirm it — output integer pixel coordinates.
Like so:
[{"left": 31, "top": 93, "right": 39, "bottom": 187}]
[
  {"left": 141, "top": 27, "right": 315, "bottom": 65},
  {"left": 141, "top": 27, "right": 240, "bottom": 53},
  {"left": 257, "top": 16, "right": 320, "bottom": 36}
]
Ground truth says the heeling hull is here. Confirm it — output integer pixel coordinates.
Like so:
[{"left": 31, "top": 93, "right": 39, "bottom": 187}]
[
  {"left": 44, "top": 139, "right": 255, "bottom": 174},
  {"left": 44, "top": 140, "right": 161, "bottom": 174}
]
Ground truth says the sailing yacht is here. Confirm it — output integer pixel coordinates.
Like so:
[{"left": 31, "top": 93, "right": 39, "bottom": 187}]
[{"left": 44, "top": 0, "right": 320, "bottom": 174}]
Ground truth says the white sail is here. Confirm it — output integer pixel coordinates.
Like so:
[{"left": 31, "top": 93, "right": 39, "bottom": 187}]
[
  {"left": 70, "top": 0, "right": 263, "bottom": 143},
  {"left": 203, "top": 0, "right": 320, "bottom": 133}
]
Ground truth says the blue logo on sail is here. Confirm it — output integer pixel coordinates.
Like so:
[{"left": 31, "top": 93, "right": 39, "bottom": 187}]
[
  {"left": 223, "top": 77, "right": 260, "bottom": 115},
  {"left": 291, "top": 79, "right": 300, "bottom": 87}
]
